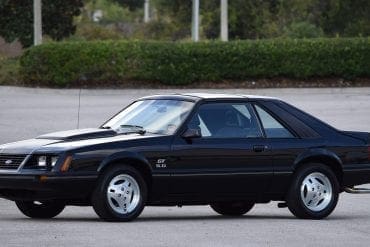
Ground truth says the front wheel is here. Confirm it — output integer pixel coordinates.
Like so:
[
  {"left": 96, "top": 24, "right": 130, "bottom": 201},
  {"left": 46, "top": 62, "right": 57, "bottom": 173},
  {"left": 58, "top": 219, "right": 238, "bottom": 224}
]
[
  {"left": 92, "top": 165, "right": 147, "bottom": 222},
  {"left": 210, "top": 202, "right": 255, "bottom": 216},
  {"left": 15, "top": 200, "right": 65, "bottom": 219},
  {"left": 286, "top": 163, "right": 339, "bottom": 219}
]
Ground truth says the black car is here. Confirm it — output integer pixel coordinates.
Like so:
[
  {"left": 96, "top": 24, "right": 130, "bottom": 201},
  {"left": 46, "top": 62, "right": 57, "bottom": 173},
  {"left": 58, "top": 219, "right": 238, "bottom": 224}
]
[{"left": 0, "top": 93, "right": 369, "bottom": 221}]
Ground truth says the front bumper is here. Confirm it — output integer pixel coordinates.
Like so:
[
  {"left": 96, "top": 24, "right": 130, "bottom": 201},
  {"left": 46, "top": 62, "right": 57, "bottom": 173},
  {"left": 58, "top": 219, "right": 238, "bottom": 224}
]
[{"left": 0, "top": 174, "right": 98, "bottom": 201}]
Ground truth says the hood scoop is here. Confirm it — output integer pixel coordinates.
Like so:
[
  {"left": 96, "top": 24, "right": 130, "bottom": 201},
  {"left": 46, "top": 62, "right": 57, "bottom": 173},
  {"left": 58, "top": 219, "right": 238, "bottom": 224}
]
[{"left": 37, "top": 128, "right": 117, "bottom": 141}]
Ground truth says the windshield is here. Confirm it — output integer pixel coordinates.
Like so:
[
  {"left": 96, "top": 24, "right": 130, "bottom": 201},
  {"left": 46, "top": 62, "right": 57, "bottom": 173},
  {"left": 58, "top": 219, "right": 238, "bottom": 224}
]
[{"left": 103, "top": 99, "right": 195, "bottom": 135}]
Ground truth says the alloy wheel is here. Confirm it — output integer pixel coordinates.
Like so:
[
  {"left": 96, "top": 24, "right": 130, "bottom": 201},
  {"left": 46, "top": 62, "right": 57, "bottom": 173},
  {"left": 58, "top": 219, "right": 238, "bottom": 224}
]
[
  {"left": 107, "top": 174, "right": 141, "bottom": 215},
  {"left": 300, "top": 172, "right": 333, "bottom": 212}
]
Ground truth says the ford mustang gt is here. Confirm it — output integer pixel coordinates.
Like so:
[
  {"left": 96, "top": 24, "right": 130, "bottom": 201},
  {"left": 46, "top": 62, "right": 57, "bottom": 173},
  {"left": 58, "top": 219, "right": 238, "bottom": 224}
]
[{"left": 0, "top": 93, "right": 369, "bottom": 221}]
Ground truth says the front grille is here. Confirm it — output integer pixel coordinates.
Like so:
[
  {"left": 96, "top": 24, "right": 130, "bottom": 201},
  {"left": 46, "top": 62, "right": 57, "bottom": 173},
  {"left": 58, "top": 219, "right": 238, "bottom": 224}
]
[{"left": 0, "top": 154, "right": 27, "bottom": 170}]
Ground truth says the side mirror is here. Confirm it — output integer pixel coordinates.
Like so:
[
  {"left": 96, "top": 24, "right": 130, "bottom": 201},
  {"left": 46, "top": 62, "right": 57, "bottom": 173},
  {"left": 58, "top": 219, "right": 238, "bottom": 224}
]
[{"left": 182, "top": 128, "right": 201, "bottom": 139}]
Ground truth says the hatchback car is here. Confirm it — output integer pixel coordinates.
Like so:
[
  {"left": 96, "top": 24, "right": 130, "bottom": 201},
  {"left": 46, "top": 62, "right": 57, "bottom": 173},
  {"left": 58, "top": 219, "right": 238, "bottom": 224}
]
[{"left": 0, "top": 93, "right": 369, "bottom": 221}]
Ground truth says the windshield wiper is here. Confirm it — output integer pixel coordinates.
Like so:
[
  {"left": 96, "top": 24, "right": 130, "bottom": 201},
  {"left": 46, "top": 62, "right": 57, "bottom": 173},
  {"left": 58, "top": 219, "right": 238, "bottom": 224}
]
[
  {"left": 100, "top": 126, "right": 111, "bottom": 129},
  {"left": 119, "top": 125, "right": 146, "bottom": 135}
]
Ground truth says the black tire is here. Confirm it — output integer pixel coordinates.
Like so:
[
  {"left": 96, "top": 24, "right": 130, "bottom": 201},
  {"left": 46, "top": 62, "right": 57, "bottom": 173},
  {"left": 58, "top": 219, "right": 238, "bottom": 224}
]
[
  {"left": 92, "top": 165, "right": 147, "bottom": 222},
  {"left": 15, "top": 200, "right": 65, "bottom": 219},
  {"left": 210, "top": 202, "right": 255, "bottom": 216},
  {"left": 286, "top": 163, "right": 339, "bottom": 219}
]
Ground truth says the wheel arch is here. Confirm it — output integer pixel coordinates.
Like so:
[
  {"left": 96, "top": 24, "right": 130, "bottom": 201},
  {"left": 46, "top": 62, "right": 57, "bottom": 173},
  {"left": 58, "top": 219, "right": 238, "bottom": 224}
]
[
  {"left": 293, "top": 149, "right": 343, "bottom": 186},
  {"left": 97, "top": 151, "right": 153, "bottom": 187}
]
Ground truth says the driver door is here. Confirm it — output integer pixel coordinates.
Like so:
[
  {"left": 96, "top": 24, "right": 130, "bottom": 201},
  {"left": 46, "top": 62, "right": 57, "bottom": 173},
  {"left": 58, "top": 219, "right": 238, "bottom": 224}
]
[{"left": 168, "top": 101, "right": 273, "bottom": 202}]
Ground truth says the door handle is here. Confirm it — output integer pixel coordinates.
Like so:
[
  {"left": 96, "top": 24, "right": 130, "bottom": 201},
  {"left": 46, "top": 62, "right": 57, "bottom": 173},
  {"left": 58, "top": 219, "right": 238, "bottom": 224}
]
[{"left": 253, "top": 145, "right": 267, "bottom": 152}]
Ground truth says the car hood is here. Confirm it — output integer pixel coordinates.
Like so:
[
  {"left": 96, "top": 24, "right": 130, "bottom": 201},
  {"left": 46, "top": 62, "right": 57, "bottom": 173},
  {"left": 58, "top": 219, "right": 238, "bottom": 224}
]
[
  {"left": 0, "top": 138, "right": 62, "bottom": 155},
  {"left": 0, "top": 128, "right": 153, "bottom": 155},
  {"left": 37, "top": 128, "right": 117, "bottom": 141}
]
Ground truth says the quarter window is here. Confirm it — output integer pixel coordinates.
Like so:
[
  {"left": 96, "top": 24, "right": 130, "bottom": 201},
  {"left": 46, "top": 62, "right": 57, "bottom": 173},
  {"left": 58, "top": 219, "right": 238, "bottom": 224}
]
[{"left": 255, "top": 105, "right": 294, "bottom": 138}]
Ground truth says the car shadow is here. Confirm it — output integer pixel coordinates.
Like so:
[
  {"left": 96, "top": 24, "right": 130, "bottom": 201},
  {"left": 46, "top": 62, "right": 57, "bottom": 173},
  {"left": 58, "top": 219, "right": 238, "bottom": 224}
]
[
  {"left": 135, "top": 214, "right": 360, "bottom": 222},
  {"left": 2, "top": 213, "right": 363, "bottom": 223}
]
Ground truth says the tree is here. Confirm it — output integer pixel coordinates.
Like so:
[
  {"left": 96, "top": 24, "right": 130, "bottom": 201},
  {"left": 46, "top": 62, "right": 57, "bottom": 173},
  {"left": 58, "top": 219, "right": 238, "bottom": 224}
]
[
  {"left": 153, "top": 0, "right": 370, "bottom": 40},
  {"left": 321, "top": 0, "right": 370, "bottom": 37},
  {"left": 0, "top": 0, "right": 83, "bottom": 47},
  {"left": 198, "top": 0, "right": 275, "bottom": 39},
  {"left": 154, "top": 0, "right": 192, "bottom": 39},
  {"left": 155, "top": 0, "right": 277, "bottom": 40},
  {"left": 110, "top": 0, "right": 144, "bottom": 11}
]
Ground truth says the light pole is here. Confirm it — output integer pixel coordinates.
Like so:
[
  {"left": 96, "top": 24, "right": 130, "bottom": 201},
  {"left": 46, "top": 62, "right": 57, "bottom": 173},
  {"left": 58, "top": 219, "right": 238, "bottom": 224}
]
[
  {"left": 220, "top": 0, "right": 228, "bottom": 41},
  {"left": 144, "top": 0, "right": 150, "bottom": 23},
  {"left": 34, "top": 0, "right": 42, "bottom": 45},
  {"left": 192, "top": 0, "right": 199, "bottom": 42}
]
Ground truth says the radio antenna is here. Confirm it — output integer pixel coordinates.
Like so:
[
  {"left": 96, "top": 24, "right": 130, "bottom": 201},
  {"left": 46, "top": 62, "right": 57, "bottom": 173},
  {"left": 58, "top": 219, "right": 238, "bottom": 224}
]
[{"left": 77, "top": 88, "right": 81, "bottom": 129}]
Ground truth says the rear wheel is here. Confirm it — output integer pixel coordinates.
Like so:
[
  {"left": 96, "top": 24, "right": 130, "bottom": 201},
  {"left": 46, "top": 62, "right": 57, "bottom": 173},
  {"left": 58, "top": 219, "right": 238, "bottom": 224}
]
[
  {"left": 286, "top": 163, "right": 339, "bottom": 219},
  {"left": 15, "top": 200, "right": 65, "bottom": 219},
  {"left": 92, "top": 165, "right": 147, "bottom": 222},
  {"left": 210, "top": 202, "right": 255, "bottom": 216}
]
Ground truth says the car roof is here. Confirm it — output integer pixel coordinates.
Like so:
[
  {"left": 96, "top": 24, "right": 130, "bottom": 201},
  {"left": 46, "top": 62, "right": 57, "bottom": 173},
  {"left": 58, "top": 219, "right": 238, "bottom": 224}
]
[{"left": 139, "top": 93, "right": 280, "bottom": 102}]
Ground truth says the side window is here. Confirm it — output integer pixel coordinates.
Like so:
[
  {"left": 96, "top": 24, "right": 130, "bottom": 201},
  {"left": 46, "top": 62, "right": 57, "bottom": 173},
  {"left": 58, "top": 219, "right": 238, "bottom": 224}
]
[
  {"left": 254, "top": 105, "right": 295, "bottom": 138},
  {"left": 187, "top": 103, "right": 263, "bottom": 138}
]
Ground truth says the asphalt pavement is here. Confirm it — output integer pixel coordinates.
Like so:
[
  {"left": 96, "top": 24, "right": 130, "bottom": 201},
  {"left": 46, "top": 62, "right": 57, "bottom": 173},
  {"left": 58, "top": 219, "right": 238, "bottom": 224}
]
[{"left": 0, "top": 86, "right": 370, "bottom": 247}]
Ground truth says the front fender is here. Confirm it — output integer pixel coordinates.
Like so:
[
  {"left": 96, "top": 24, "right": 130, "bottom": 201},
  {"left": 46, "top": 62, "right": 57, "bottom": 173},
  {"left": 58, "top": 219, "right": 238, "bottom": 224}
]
[{"left": 97, "top": 151, "right": 152, "bottom": 172}]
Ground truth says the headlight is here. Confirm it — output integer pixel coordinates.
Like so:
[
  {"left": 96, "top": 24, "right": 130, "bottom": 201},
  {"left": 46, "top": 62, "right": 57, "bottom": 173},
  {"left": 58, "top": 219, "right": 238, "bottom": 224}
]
[
  {"left": 37, "top": 155, "right": 59, "bottom": 167},
  {"left": 38, "top": 156, "right": 47, "bottom": 167},
  {"left": 51, "top": 156, "right": 58, "bottom": 167}
]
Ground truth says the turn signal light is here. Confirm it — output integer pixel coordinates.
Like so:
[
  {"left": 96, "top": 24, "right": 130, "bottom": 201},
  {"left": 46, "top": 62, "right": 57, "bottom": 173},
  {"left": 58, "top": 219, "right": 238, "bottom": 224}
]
[
  {"left": 39, "top": 175, "right": 48, "bottom": 182},
  {"left": 60, "top": 156, "right": 72, "bottom": 172}
]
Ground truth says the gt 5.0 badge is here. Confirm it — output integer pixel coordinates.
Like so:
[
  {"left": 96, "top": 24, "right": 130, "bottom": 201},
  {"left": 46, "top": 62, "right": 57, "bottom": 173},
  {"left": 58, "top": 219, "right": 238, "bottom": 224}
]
[{"left": 155, "top": 159, "right": 167, "bottom": 168}]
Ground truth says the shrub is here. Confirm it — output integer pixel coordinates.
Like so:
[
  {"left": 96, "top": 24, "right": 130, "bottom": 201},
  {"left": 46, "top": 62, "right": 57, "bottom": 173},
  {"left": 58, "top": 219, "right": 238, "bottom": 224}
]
[
  {"left": 283, "top": 21, "right": 324, "bottom": 38},
  {"left": 20, "top": 38, "right": 370, "bottom": 87},
  {"left": 72, "top": 23, "right": 124, "bottom": 41},
  {"left": 0, "top": 55, "right": 21, "bottom": 85}
]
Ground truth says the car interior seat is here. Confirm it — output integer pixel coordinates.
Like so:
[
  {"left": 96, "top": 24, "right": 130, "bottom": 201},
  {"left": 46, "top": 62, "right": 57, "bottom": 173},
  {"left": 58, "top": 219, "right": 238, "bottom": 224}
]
[{"left": 214, "top": 110, "right": 248, "bottom": 138}]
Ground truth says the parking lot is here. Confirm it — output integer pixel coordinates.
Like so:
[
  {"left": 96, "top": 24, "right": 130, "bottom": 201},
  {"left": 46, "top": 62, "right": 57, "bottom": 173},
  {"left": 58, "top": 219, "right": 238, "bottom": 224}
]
[{"left": 1, "top": 86, "right": 370, "bottom": 246}]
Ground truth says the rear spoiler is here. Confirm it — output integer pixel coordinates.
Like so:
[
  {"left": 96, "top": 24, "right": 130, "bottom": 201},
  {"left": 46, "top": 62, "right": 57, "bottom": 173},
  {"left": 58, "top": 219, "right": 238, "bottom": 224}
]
[{"left": 341, "top": 131, "right": 369, "bottom": 144}]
